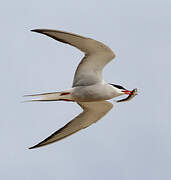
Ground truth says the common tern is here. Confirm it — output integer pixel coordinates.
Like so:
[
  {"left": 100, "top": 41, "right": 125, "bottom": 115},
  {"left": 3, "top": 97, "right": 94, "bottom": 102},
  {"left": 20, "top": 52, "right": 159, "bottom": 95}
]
[{"left": 25, "top": 29, "right": 137, "bottom": 149}]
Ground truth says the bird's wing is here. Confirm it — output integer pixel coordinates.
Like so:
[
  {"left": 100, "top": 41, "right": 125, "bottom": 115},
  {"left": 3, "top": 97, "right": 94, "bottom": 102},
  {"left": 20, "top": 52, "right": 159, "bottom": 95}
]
[
  {"left": 29, "top": 101, "right": 113, "bottom": 149},
  {"left": 31, "top": 29, "right": 115, "bottom": 87}
]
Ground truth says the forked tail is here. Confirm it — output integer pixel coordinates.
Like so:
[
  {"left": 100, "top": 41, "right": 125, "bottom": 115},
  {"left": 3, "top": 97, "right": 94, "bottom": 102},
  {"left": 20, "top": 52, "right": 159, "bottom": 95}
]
[{"left": 23, "top": 91, "right": 73, "bottom": 102}]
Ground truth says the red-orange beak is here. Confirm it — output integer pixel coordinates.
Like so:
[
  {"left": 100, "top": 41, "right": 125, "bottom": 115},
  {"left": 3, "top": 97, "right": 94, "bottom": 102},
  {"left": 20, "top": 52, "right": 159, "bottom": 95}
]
[{"left": 122, "top": 90, "right": 132, "bottom": 95}]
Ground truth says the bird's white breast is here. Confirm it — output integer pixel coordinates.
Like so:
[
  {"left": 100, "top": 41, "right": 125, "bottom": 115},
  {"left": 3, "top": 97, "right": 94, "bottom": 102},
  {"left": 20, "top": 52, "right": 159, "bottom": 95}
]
[{"left": 72, "top": 83, "right": 121, "bottom": 102}]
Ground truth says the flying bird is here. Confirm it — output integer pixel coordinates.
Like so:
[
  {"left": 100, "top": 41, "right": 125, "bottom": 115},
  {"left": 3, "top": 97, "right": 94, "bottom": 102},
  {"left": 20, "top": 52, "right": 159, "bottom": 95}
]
[{"left": 25, "top": 29, "right": 137, "bottom": 149}]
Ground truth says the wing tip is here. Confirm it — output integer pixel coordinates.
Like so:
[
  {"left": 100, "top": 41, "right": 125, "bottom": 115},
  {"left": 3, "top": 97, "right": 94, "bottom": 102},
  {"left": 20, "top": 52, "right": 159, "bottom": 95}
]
[
  {"left": 28, "top": 146, "right": 36, "bottom": 150},
  {"left": 28, "top": 143, "right": 43, "bottom": 150},
  {"left": 31, "top": 29, "right": 44, "bottom": 33},
  {"left": 31, "top": 29, "right": 56, "bottom": 33}
]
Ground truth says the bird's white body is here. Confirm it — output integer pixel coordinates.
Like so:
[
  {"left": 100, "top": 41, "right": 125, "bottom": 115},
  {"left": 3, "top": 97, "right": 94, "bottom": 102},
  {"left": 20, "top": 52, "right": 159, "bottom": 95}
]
[
  {"left": 25, "top": 29, "right": 135, "bottom": 149},
  {"left": 72, "top": 83, "right": 123, "bottom": 102}
]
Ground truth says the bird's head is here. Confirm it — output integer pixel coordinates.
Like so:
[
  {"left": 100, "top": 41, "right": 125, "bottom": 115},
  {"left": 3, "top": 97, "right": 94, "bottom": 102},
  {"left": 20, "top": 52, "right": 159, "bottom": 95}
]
[{"left": 110, "top": 84, "right": 132, "bottom": 95}]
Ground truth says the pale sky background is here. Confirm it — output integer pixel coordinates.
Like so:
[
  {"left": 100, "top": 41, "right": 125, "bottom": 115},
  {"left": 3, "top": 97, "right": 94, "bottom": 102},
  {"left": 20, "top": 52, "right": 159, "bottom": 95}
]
[{"left": 0, "top": 0, "right": 171, "bottom": 179}]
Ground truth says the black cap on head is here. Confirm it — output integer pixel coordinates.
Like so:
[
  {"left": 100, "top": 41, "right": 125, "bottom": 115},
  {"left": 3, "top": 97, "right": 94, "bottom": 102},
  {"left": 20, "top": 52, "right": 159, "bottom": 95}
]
[{"left": 110, "top": 84, "right": 126, "bottom": 90}]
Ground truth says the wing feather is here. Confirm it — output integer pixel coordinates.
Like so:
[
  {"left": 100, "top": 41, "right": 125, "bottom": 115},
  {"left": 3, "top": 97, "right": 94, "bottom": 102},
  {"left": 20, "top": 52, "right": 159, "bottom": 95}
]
[
  {"left": 29, "top": 101, "right": 113, "bottom": 149},
  {"left": 31, "top": 29, "right": 115, "bottom": 87}
]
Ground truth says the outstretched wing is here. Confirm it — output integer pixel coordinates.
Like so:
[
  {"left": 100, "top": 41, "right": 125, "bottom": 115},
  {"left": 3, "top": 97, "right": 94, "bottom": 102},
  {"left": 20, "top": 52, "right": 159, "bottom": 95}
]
[
  {"left": 31, "top": 29, "right": 115, "bottom": 87},
  {"left": 29, "top": 101, "right": 113, "bottom": 149}
]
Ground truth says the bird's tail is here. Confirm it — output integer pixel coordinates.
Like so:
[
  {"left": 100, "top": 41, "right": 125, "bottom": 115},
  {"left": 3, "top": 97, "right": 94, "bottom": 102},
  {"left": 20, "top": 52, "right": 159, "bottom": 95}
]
[{"left": 23, "top": 91, "right": 73, "bottom": 102}]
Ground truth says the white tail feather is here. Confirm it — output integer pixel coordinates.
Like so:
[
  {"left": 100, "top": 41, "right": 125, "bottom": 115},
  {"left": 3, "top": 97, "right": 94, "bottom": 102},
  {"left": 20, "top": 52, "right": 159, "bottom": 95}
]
[
  {"left": 24, "top": 92, "right": 70, "bottom": 102},
  {"left": 24, "top": 88, "right": 74, "bottom": 102}
]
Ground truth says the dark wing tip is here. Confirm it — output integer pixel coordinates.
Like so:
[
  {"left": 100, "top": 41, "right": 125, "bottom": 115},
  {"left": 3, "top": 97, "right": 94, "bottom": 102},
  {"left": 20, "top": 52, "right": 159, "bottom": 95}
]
[
  {"left": 28, "top": 146, "right": 35, "bottom": 150},
  {"left": 31, "top": 29, "right": 45, "bottom": 33},
  {"left": 28, "top": 144, "right": 38, "bottom": 149},
  {"left": 28, "top": 143, "right": 43, "bottom": 150},
  {"left": 28, "top": 135, "right": 54, "bottom": 150}
]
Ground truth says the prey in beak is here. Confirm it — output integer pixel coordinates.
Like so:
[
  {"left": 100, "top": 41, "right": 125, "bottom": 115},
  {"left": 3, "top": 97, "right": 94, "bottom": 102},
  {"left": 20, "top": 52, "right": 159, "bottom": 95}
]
[
  {"left": 117, "top": 88, "right": 138, "bottom": 103},
  {"left": 122, "top": 90, "right": 132, "bottom": 95}
]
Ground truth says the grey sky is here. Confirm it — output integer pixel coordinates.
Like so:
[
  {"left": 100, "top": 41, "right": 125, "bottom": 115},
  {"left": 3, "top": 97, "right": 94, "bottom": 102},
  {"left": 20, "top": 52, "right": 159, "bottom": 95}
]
[{"left": 0, "top": 0, "right": 170, "bottom": 179}]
